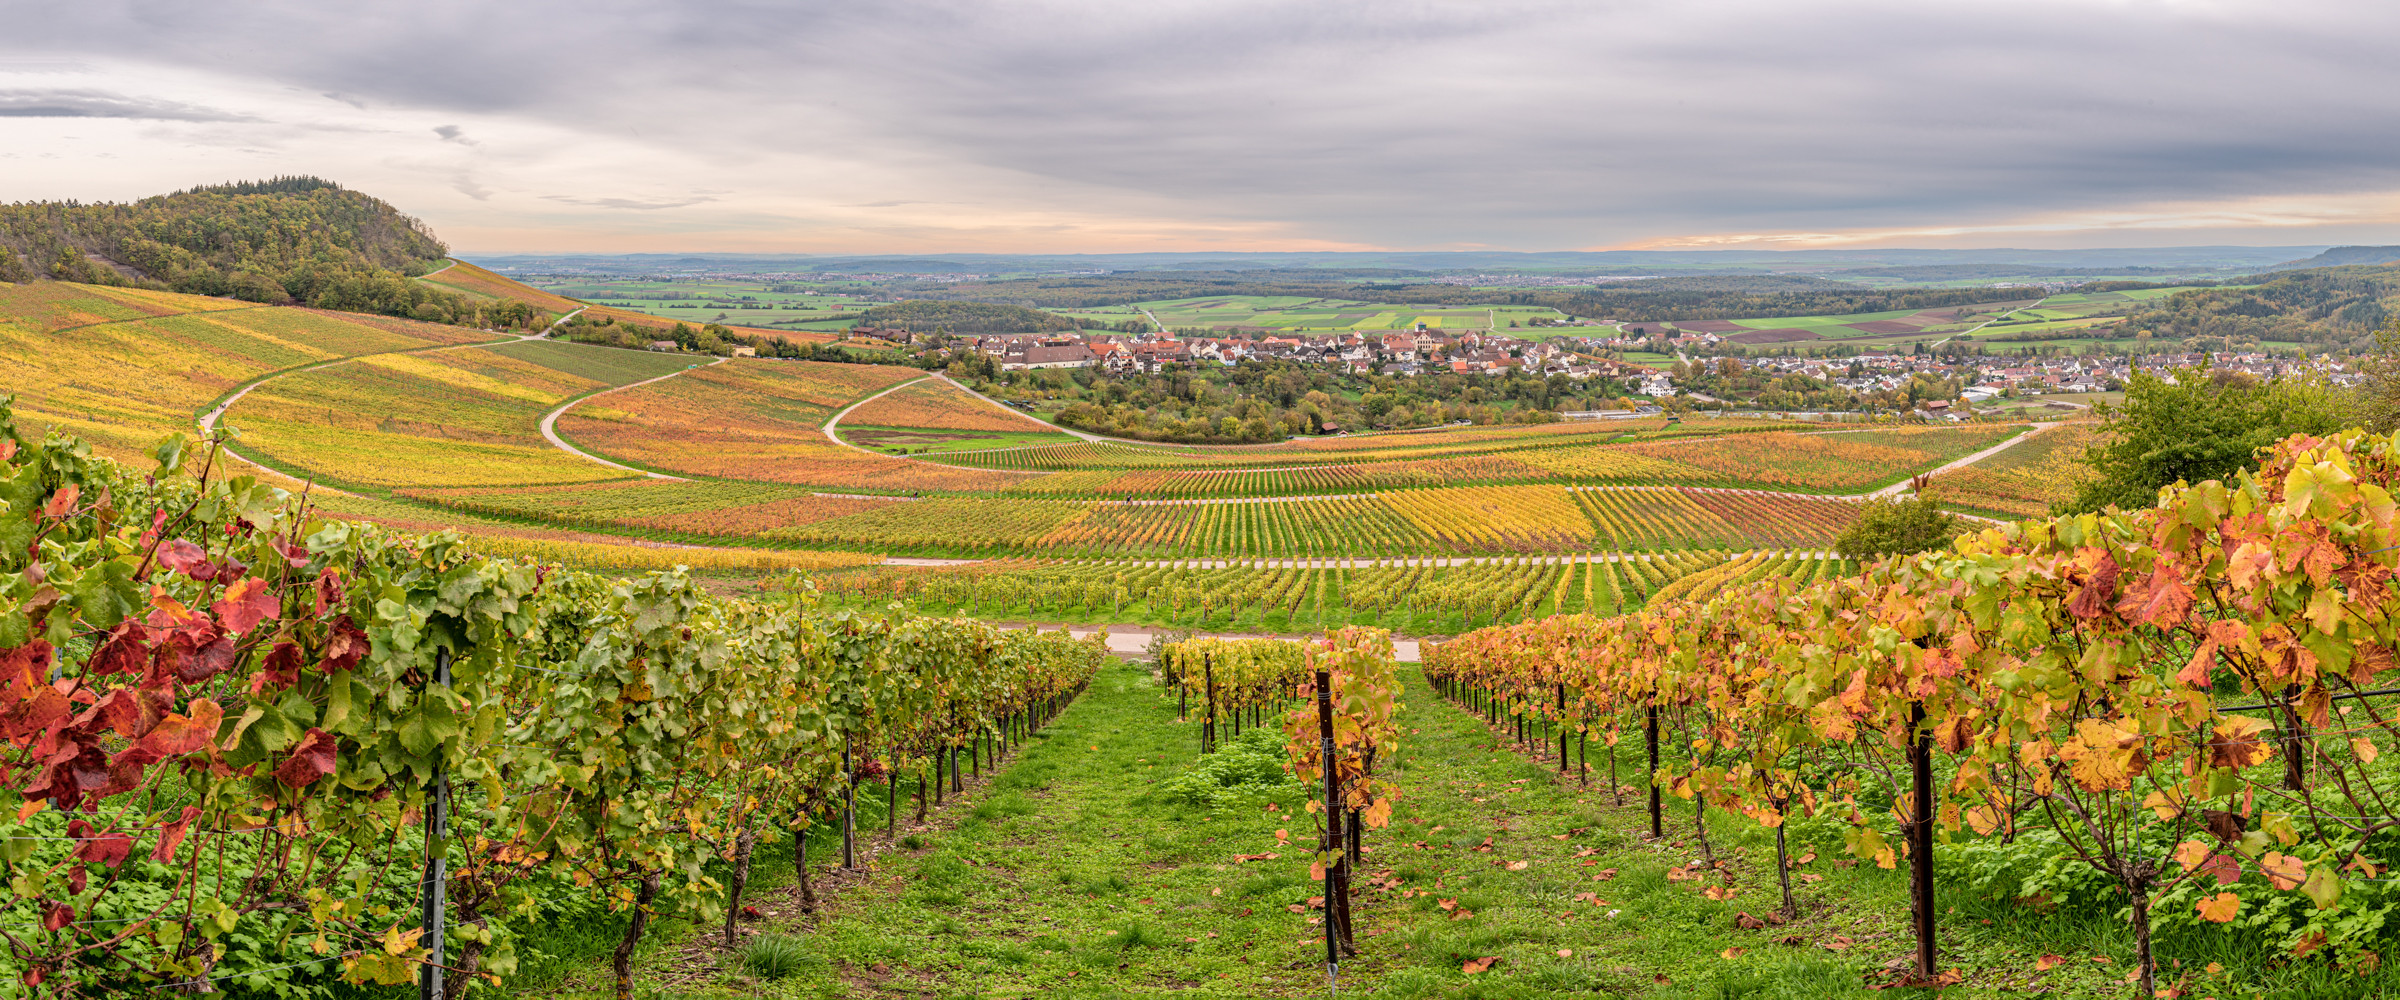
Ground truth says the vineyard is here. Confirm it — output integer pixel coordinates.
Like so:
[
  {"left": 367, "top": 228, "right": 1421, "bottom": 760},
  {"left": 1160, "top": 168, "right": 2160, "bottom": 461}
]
[
  {"left": 788, "top": 550, "right": 1852, "bottom": 634},
  {"left": 552, "top": 361, "right": 1026, "bottom": 492},
  {"left": 0, "top": 409, "right": 1106, "bottom": 997},
  {"left": 393, "top": 482, "right": 1873, "bottom": 563},
  {"left": 1921, "top": 420, "right": 2103, "bottom": 516},
  {"left": 1, "top": 285, "right": 489, "bottom": 462},
  {"left": 225, "top": 342, "right": 694, "bottom": 489},
  {"left": 1422, "top": 427, "right": 2400, "bottom": 995},
  {"left": 840, "top": 378, "right": 1054, "bottom": 435}
]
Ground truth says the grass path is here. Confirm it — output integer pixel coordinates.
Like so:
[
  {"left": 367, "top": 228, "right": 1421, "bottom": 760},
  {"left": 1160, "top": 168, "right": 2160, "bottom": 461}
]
[{"left": 540, "top": 658, "right": 2319, "bottom": 999}]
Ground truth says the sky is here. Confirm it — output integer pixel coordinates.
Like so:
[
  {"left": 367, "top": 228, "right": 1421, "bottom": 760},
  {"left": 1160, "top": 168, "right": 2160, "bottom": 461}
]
[{"left": 5, "top": 0, "right": 2399, "bottom": 255}]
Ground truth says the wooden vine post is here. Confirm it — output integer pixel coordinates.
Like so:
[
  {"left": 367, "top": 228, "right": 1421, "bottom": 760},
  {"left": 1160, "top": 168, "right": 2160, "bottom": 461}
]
[
  {"left": 1314, "top": 666, "right": 1341, "bottom": 991},
  {"left": 1906, "top": 700, "right": 1936, "bottom": 979},
  {"left": 419, "top": 646, "right": 453, "bottom": 1000},
  {"left": 1645, "top": 705, "right": 1662, "bottom": 839},
  {"left": 1555, "top": 682, "right": 1567, "bottom": 775},
  {"left": 842, "top": 732, "right": 857, "bottom": 870},
  {"left": 1203, "top": 654, "right": 1217, "bottom": 754}
]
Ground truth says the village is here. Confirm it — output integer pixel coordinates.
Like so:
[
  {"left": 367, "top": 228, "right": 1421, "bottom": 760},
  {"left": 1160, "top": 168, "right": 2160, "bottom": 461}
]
[{"left": 892, "top": 323, "right": 2359, "bottom": 417}]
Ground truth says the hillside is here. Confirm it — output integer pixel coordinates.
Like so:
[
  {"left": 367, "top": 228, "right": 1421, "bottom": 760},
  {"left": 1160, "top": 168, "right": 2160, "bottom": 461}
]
[
  {"left": 2268, "top": 245, "right": 2400, "bottom": 270},
  {"left": 2116, "top": 262, "right": 2400, "bottom": 345},
  {"left": 0, "top": 280, "right": 489, "bottom": 461}
]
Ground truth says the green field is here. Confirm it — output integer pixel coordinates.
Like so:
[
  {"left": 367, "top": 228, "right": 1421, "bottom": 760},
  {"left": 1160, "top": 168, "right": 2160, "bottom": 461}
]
[
  {"left": 529, "top": 277, "right": 891, "bottom": 331},
  {"left": 1070, "top": 295, "right": 1580, "bottom": 335}
]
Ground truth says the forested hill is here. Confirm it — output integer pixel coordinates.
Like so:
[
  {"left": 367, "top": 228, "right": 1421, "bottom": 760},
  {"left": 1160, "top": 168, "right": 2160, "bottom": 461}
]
[
  {"left": 858, "top": 299, "right": 1081, "bottom": 333},
  {"left": 0, "top": 176, "right": 447, "bottom": 298},
  {"left": 2266, "top": 245, "right": 2400, "bottom": 270},
  {"left": 0, "top": 177, "right": 563, "bottom": 329},
  {"left": 2117, "top": 262, "right": 2400, "bottom": 347}
]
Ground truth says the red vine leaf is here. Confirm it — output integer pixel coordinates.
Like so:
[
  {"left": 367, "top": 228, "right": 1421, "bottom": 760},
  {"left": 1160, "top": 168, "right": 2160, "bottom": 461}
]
[
  {"left": 152, "top": 805, "right": 203, "bottom": 863},
  {"left": 88, "top": 624, "right": 149, "bottom": 676},
  {"left": 2067, "top": 551, "right": 2120, "bottom": 619},
  {"left": 67, "top": 820, "right": 132, "bottom": 868},
  {"left": 249, "top": 642, "right": 304, "bottom": 696},
  {"left": 175, "top": 636, "right": 238, "bottom": 684},
  {"left": 212, "top": 577, "right": 278, "bottom": 635},
  {"left": 275, "top": 728, "right": 340, "bottom": 788},
  {"left": 156, "top": 539, "right": 212, "bottom": 579},
  {"left": 320, "top": 616, "right": 368, "bottom": 673},
  {"left": 137, "top": 699, "right": 223, "bottom": 757}
]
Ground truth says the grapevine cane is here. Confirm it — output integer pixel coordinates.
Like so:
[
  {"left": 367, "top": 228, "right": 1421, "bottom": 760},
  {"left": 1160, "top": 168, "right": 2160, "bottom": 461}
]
[{"left": 418, "top": 646, "right": 452, "bottom": 1000}]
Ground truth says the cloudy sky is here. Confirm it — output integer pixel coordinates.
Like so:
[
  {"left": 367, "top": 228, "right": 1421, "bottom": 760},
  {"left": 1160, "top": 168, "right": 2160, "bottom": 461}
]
[{"left": 5, "top": 0, "right": 2397, "bottom": 254}]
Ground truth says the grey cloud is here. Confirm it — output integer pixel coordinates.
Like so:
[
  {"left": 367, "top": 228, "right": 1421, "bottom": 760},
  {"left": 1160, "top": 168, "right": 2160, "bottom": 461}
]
[
  {"left": 433, "top": 124, "right": 473, "bottom": 144},
  {"left": 7, "top": 2, "right": 2400, "bottom": 246},
  {"left": 542, "top": 194, "right": 717, "bottom": 211},
  {"left": 0, "top": 88, "right": 258, "bottom": 121}
]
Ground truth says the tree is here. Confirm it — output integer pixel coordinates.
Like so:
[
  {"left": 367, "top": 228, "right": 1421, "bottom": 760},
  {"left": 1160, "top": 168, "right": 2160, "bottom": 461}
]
[
  {"left": 2060, "top": 362, "right": 2357, "bottom": 513},
  {"left": 1833, "top": 496, "right": 1963, "bottom": 560},
  {"left": 2359, "top": 322, "right": 2400, "bottom": 432}
]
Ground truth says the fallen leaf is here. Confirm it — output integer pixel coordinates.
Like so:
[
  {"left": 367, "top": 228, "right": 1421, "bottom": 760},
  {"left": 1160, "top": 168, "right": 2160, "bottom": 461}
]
[
  {"left": 1451, "top": 909, "right": 1474, "bottom": 921},
  {"left": 1822, "top": 935, "right": 1853, "bottom": 952},
  {"left": 1557, "top": 948, "right": 1573, "bottom": 958},
  {"left": 1438, "top": 897, "right": 1459, "bottom": 912},
  {"left": 1507, "top": 860, "right": 1530, "bottom": 871},
  {"left": 1462, "top": 956, "right": 1498, "bottom": 974},
  {"left": 2036, "top": 954, "right": 2065, "bottom": 971},
  {"left": 1735, "top": 912, "right": 1767, "bottom": 930},
  {"left": 1721, "top": 947, "right": 1746, "bottom": 960}
]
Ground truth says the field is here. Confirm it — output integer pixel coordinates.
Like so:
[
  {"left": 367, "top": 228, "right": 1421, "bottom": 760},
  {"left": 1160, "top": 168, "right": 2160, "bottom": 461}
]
[
  {"left": 1103, "top": 294, "right": 1576, "bottom": 334},
  {"left": 524, "top": 275, "right": 890, "bottom": 332},
  {"left": 1677, "top": 287, "right": 2211, "bottom": 352}
]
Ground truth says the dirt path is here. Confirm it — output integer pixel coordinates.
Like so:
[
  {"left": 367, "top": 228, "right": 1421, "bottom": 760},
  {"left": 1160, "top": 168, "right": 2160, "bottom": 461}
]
[
  {"left": 818, "top": 375, "right": 935, "bottom": 455},
  {"left": 1862, "top": 421, "right": 2056, "bottom": 498},
  {"left": 535, "top": 356, "right": 722, "bottom": 481}
]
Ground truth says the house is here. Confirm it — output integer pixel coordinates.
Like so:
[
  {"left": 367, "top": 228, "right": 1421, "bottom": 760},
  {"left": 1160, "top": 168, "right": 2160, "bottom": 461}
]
[
  {"left": 647, "top": 340, "right": 678, "bottom": 352},
  {"left": 1000, "top": 344, "right": 1097, "bottom": 370},
  {"left": 730, "top": 346, "right": 757, "bottom": 358}
]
